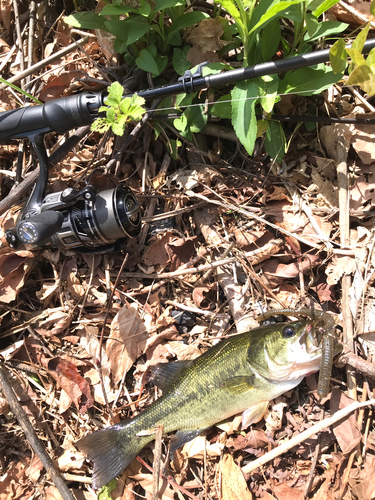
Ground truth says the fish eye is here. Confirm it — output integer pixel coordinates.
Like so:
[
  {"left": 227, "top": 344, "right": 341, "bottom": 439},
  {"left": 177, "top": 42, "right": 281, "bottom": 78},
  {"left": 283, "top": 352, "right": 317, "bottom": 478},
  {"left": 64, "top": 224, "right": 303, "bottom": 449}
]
[{"left": 282, "top": 325, "right": 296, "bottom": 338}]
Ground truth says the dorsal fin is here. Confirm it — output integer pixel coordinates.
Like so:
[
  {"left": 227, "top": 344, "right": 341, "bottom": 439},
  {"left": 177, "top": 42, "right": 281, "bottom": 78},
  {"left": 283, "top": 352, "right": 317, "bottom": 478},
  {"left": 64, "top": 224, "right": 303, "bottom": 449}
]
[{"left": 149, "top": 360, "right": 193, "bottom": 392}]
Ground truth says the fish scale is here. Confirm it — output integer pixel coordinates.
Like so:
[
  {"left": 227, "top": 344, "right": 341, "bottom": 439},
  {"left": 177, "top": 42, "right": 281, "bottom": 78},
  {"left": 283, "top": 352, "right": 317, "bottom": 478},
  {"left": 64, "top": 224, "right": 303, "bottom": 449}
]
[{"left": 77, "top": 319, "right": 322, "bottom": 489}]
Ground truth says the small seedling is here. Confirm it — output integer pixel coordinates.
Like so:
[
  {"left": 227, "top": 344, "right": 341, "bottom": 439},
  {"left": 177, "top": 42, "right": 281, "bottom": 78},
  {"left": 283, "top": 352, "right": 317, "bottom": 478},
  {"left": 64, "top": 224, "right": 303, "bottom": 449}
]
[{"left": 91, "top": 82, "right": 146, "bottom": 136}]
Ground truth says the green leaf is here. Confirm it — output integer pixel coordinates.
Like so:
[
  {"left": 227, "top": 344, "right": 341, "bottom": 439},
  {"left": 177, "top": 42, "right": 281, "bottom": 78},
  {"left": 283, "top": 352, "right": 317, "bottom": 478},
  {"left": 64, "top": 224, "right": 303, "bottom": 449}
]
[
  {"left": 104, "top": 17, "right": 152, "bottom": 45},
  {"left": 64, "top": 12, "right": 106, "bottom": 30},
  {"left": 231, "top": 81, "right": 258, "bottom": 155},
  {"left": 166, "top": 12, "right": 210, "bottom": 42},
  {"left": 153, "top": 0, "right": 184, "bottom": 11},
  {"left": 330, "top": 38, "right": 347, "bottom": 74},
  {"left": 258, "top": 74, "right": 279, "bottom": 113},
  {"left": 367, "top": 47, "right": 375, "bottom": 69},
  {"left": 346, "top": 65, "right": 375, "bottom": 96},
  {"left": 265, "top": 120, "right": 286, "bottom": 161},
  {"left": 311, "top": 0, "right": 340, "bottom": 17},
  {"left": 173, "top": 46, "right": 191, "bottom": 75},
  {"left": 174, "top": 104, "right": 207, "bottom": 138},
  {"left": 98, "top": 480, "right": 117, "bottom": 500},
  {"left": 202, "top": 62, "right": 229, "bottom": 76},
  {"left": 99, "top": 5, "right": 134, "bottom": 15},
  {"left": 210, "top": 94, "right": 232, "bottom": 119},
  {"left": 106, "top": 107, "right": 116, "bottom": 123},
  {"left": 0, "top": 77, "right": 42, "bottom": 104},
  {"left": 106, "top": 81, "right": 124, "bottom": 105},
  {"left": 249, "top": 0, "right": 305, "bottom": 35},
  {"left": 371, "top": 0, "right": 375, "bottom": 15},
  {"left": 346, "top": 48, "right": 366, "bottom": 67},
  {"left": 261, "top": 18, "right": 281, "bottom": 61},
  {"left": 304, "top": 20, "right": 348, "bottom": 42},
  {"left": 136, "top": 48, "right": 167, "bottom": 75},
  {"left": 213, "top": 0, "right": 243, "bottom": 27},
  {"left": 279, "top": 65, "right": 342, "bottom": 95},
  {"left": 351, "top": 22, "right": 371, "bottom": 53},
  {"left": 305, "top": 12, "right": 319, "bottom": 37}
]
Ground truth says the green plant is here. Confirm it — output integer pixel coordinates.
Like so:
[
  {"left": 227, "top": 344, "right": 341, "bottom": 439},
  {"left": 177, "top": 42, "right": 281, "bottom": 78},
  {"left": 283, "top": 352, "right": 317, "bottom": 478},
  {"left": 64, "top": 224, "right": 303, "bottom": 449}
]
[
  {"left": 91, "top": 82, "right": 146, "bottom": 135},
  {"left": 330, "top": 22, "right": 375, "bottom": 96},
  {"left": 65, "top": 0, "right": 208, "bottom": 76},
  {"left": 170, "top": 0, "right": 349, "bottom": 160}
]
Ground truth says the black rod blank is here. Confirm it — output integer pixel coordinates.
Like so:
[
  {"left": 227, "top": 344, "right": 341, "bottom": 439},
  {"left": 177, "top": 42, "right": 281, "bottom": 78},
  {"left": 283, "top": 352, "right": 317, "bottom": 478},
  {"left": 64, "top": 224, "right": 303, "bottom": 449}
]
[{"left": 130, "top": 38, "right": 375, "bottom": 101}]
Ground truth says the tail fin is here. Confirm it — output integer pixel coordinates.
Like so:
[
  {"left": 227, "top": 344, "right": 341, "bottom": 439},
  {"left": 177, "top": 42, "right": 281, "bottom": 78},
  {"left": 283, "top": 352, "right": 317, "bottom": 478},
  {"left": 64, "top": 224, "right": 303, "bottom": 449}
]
[{"left": 76, "top": 423, "right": 148, "bottom": 490}]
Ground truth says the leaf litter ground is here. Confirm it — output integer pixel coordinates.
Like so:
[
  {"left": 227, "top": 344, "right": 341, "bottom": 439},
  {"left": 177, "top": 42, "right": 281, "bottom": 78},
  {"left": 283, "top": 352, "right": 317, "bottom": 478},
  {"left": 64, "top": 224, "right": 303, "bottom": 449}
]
[{"left": 1, "top": 7, "right": 375, "bottom": 500}]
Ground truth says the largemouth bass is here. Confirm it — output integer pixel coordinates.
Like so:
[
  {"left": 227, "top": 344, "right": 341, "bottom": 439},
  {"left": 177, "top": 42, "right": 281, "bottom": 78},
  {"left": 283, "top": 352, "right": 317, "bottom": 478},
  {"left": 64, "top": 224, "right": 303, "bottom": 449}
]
[{"left": 77, "top": 320, "right": 322, "bottom": 489}]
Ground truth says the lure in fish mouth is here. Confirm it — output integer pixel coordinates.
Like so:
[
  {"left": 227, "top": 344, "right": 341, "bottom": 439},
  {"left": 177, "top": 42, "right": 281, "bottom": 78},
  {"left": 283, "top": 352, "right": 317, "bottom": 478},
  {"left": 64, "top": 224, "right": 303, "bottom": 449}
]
[{"left": 76, "top": 319, "right": 323, "bottom": 490}]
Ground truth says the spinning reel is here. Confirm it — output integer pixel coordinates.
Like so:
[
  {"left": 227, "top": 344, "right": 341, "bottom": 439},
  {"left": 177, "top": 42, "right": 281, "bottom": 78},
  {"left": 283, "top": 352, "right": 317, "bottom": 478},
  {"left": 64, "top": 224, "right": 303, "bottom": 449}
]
[{"left": 0, "top": 92, "right": 142, "bottom": 253}]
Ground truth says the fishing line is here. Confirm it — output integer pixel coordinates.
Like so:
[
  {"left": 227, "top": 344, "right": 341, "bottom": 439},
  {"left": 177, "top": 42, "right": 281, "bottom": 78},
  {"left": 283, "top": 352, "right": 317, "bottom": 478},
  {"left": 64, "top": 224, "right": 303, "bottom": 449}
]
[{"left": 146, "top": 87, "right": 375, "bottom": 124}]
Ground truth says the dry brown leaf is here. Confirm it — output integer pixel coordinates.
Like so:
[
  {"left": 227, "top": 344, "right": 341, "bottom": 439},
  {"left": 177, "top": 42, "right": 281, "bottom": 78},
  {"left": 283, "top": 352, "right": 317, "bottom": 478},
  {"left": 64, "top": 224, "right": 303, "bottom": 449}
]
[
  {"left": 187, "top": 45, "right": 220, "bottom": 65},
  {"left": 0, "top": 249, "right": 33, "bottom": 303},
  {"left": 181, "top": 435, "right": 224, "bottom": 459},
  {"left": 0, "top": 0, "right": 11, "bottom": 27},
  {"left": 45, "top": 487, "right": 64, "bottom": 500},
  {"left": 46, "top": 356, "right": 94, "bottom": 414},
  {"left": 0, "top": 395, "right": 9, "bottom": 414},
  {"left": 272, "top": 482, "right": 304, "bottom": 500},
  {"left": 39, "top": 71, "right": 87, "bottom": 101},
  {"left": 186, "top": 18, "right": 226, "bottom": 53},
  {"left": 25, "top": 455, "right": 44, "bottom": 482},
  {"left": 143, "top": 232, "right": 173, "bottom": 266},
  {"left": 330, "top": 389, "right": 362, "bottom": 454},
  {"left": 0, "top": 339, "right": 24, "bottom": 360},
  {"left": 260, "top": 255, "right": 320, "bottom": 286},
  {"left": 192, "top": 285, "right": 216, "bottom": 309},
  {"left": 165, "top": 236, "right": 197, "bottom": 271},
  {"left": 220, "top": 453, "right": 253, "bottom": 500},
  {"left": 131, "top": 473, "right": 175, "bottom": 500},
  {"left": 0, "top": 458, "right": 34, "bottom": 500},
  {"left": 349, "top": 456, "right": 375, "bottom": 500},
  {"left": 107, "top": 304, "right": 150, "bottom": 385},
  {"left": 57, "top": 449, "right": 85, "bottom": 472},
  {"left": 226, "top": 428, "right": 269, "bottom": 451},
  {"left": 325, "top": 255, "right": 356, "bottom": 286}
]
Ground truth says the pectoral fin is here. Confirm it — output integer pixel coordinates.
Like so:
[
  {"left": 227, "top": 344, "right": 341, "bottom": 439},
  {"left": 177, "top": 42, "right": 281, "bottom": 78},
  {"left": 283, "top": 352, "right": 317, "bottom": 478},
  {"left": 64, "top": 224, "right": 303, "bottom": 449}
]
[
  {"left": 220, "top": 375, "right": 256, "bottom": 395},
  {"left": 149, "top": 360, "right": 193, "bottom": 393},
  {"left": 241, "top": 401, "right": 269, "bottom": 428},
  {"left": 170, "top": 428, "right": 209, "bottom": 455}
]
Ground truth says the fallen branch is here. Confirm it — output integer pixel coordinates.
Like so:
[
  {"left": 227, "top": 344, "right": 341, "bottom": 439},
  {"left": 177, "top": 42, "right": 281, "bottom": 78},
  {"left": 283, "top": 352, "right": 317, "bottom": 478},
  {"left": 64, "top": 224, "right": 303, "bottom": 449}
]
[
  {"left": 0, "top": 364, "right": 76, "bottom": 500},
  {"left": 338, "top": 350, "right": 375, "bottom": 378},
  {"left": 241, "top": 399, "right": 374, "bottom": 474},
  {"left": 121, "top": 239, "right": 282, "bottom": 280}
]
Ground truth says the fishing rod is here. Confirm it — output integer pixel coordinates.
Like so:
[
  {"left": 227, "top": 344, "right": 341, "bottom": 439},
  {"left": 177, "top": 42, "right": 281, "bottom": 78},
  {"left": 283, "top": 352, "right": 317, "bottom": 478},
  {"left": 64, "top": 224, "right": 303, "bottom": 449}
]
[{"left": 1, "top": 38, "right": 374, "bottom": 253}]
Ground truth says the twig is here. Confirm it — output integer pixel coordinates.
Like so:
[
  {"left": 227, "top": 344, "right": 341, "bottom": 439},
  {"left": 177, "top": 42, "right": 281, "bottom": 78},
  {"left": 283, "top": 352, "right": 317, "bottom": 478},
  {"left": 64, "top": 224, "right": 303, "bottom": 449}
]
[
  {"left": 336, "top": 137, "right": 357, "bottom": 400},
  {"left": 26, "top": 1, "right": 36, "bottom": 90},
  {"left": 153, "top": 424, "right": 164, "bottom": 500},
  {"left": 0, "top": 364, "right": 76, "bottom": 500},
  {"left": 98, "top": 253, "right": 129, "bottom": 419},
  {"left": 0, "top": 37, "right": 89, "bottom": 90},
  {"left": 136, "top": 456, "right": 201, "bottom": 500},
  {"left": 189, "top": 191, "right": 358, "bottom": 253},
  {"left": 304, "top": 410, "right": 324, "bottom": 498},
  {"left": 121, "top": 240, "right": 282, "bottom": 280},
  {"left": 165, "top": 300, "right": 224, "bottom": 318},
  {"left": 139, "top": 153, "right": 172, "bottom": 246},
  {"left": 338, "top": 350, "right": 375, "bottom": 378},
  {"left": 241, "top": 400, "right": 374, "bottom": 474},
  {"left": 12, "top": 0, "right": 25, "bottom": 81}
]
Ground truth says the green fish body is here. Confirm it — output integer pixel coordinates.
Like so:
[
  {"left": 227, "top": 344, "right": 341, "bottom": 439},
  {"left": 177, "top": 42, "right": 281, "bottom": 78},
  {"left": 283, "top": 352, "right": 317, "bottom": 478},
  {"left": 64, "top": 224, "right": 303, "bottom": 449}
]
[{"left": 77, "top": 320, "right": 322, "bottom": 489}]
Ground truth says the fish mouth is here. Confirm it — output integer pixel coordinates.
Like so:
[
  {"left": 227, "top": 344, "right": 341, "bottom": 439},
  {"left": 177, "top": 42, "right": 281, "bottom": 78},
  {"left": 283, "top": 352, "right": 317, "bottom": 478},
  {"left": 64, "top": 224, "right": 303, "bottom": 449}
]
[{"left": 302, "top": 321, "right": 322, "bottom": 355}]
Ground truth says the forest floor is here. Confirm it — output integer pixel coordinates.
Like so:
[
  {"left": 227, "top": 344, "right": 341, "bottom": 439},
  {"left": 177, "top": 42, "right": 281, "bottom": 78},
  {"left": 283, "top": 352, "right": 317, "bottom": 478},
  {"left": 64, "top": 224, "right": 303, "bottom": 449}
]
[{"left": 1, "top": 2, "right": 375, "bottom": 500}]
